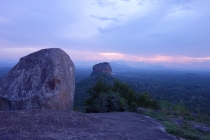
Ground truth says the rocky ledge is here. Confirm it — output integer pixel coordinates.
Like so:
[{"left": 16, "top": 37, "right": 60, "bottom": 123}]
[{"left": 0, "top": 110, "right": 177, "bottom": 140}]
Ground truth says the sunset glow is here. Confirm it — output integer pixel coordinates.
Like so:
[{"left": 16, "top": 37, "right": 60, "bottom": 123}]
[
  {"left": 1, "top": 46, "right": 210, "bottom": 65},
  {"left": 0, "top": 0, "right": 210, "bottom": 69}
]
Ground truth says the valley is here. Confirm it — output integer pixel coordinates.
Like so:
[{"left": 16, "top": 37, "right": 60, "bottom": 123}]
[{"left": 75, "top": 67, "right": 210, "bottom": 116}]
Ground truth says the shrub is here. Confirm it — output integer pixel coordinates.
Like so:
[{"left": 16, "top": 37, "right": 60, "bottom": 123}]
[
  {"left": 130, "top": 102, "right": 138, "bottom": 112},
  {"left": 120, "top": 98, "right": 128, "bottom": 111},
  {"left": 172, "top": 104, "right": 190, "bottom": 117},
  {"left": 137, "top": 93, "right": 160, "bottom": 110},
  {"left": 85, "top": 78, "right": 160, "bottom": 113}
]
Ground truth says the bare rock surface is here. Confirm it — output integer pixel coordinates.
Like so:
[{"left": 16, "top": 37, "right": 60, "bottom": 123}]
[
  {"left": 0, "top": 110, "right": 178, "bottom": 140},
  {"left": 0, "top": 110, "right": 126, "bottom": 140},
  {"left": 91, "top": 62, "right": 112, "bottom": 76},
  {"left": 88, "top": 112, "right": 178, "bottom": 140},
  {"left": 0, "top": 48, "right": 75, "bottom": 110}
]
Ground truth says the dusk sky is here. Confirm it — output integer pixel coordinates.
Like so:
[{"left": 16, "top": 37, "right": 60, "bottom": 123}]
[{"left": 0, "top": 0, "right": 210, "bottom": 69}]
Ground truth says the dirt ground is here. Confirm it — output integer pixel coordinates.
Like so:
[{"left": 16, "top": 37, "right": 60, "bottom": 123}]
[{"left": 0, "top": 110, "right": 177, "bottom": 140}]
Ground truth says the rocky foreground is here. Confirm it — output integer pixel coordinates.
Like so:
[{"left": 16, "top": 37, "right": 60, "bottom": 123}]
[{"left": 0, "top": 110, "right": 177, "bottom": 140}]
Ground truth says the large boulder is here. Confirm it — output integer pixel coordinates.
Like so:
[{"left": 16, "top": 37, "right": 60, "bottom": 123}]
[
  {"left": 0, "top": 48, "right": 75, "bottom": 110},
  {"left": 91, "top": 62, "right": 112, "bottom": 76}
]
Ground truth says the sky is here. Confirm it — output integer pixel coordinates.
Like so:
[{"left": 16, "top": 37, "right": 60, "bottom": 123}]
[{"left": 0, "top": 0, "right": 210, "bottom": 69}]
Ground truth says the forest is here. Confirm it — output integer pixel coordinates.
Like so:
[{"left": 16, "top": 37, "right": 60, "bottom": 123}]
[
  {"left": 113, "top": 69, "right": 210, "bottom": 115},
  {"left": 75, "top": 68, "right": 210, "bottom": 116}
]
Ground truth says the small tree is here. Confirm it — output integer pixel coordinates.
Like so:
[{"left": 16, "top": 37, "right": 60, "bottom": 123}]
[
  {"left": 172, "top": 104, "right": 189, "bottom": 117},
  {"left": 137, "top": 93, "right": 159, "bottom": 110},
  {"left": 137, "top": 93, "right": 150, "bottom": 107},
  {"left": 85, "top": 78, "right": 160, "bottom": 112},
  {"left": 120, "top": 98, "right": 128, "bottom": 111},
  {"left": 130, "top": 102, "right": 138, "bottom": 112},
  {"left": 159, "top": 101, "right": 172, "bottom": 115}
]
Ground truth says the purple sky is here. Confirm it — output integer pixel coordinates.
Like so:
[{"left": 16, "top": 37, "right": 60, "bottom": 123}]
[{"left": 0, "top": 0, "right": 210, "bottom": 69}]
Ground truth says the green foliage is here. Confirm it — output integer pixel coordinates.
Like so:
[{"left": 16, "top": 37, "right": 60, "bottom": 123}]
[
  {"left": 112, "top": 79, "right": 137, "bottom": 104},
  {"left": 74, "top": 73, "right": 114, "bottom": 112},
  {"left": 172, "top": 104, "right": 190, "bottom": 117},
  {"left": 127, "top": 90, "right": 137, "bottom": 105},
  {"left": 75, "top": 68, "right": 210, "bottom": 116},
  {"left": 111, "top": 70, "right": 210, "bottom": 116},
  {"left": 137, "top": 93, "right": 149, "bottom": 107},
  {"left": 136, "top": 93, "right": 160, "bottom": 110},
  {"left": 141, "top": 101, "right": 210, "bottom": 140},
  {"left": 86, "top": 92, "right": 108, "bottom": 113},
  {"left": 159, "top": 101, "right": 172, "bottom": 115},
  {"left": 158, "top": 101, "right": 190, "bottom": 118},
  {"left": 86, "top": 91, "right": 124, "bottom": 113},
  {"left": 86, "top": 78, "right": 161, "bottom": 113},
  {"left": 120, "top": 98, "right": 128, "bottom": 111},
  {"left": 89, "top": 77, "right": 111, "bottom": 95},
  {"left": 86, "top": 78, "right": 160, "bottom": 113},
  {"left": 107, "top": 92, "right": 122, "bottom": 111},
  {"left": 164, "top": 121, "right": 210, "bottom": 140},
  {"left": 130, "top": 102, "right": 138, "bottom": 112}
]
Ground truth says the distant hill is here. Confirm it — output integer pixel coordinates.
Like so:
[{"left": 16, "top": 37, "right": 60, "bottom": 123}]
[
  {"left": 110, "top": 62, "right": 133, "bottom": 72},
  {"left": 0, "top": 67, "right": 11, "bottom": 83},
  {"left": 0, "top": 62, "right": 16, "bottom": 68},
  {"left": 110, "top": 61, "right": 173, "bottom": 72}
]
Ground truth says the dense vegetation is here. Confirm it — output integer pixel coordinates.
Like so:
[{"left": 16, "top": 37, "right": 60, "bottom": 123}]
[
  {"left": 85, "top": 77, "right": 159, "bottom": 113},
  {"left": 113, "top": 70, "right": 210, "bottom": 116},
  {"left": 74, "top": 72, "right": 114, "bottom": 112},
  {"left": 75, "top": 68, "right": 210, "bottom": 115},
  {"left": 143, "top": 101, "right": 210, "bottom": 140}
]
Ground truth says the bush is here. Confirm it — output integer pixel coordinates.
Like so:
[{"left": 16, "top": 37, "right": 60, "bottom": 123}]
[
  {"left": 172, "top": 104, "right": 190, "bottom": 117},
  {"left": 85, "top": 78, "right": 160, "bottom": 113},
  {"left": 137, "top": 93, "right": 160, "bottom": 110},
  {"left": 130, "top": 102, "right": 138, "bottom": 112},
  {"left": 120, "top": 98, "right": 128, "bottom": 111},
  {"left": 107, "top": 92, "right": 122, "bottom": 112},
  {"left": 86, "top": 91, "right": 122, "bottom": 113},
  {"left": 159, "top": 101, "right": 171, "bottom": 115}
]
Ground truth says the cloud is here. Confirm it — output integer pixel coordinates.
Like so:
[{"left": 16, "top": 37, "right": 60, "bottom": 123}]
[
  {"left": 90, "top": 15, "right": 118, "bottom": 21},
  {"left": 98, "top": 52, "right": 210, "bottom": 63},
  {"left": 93, "top": 0, "right": 116, "bottom": 7},
  {"left": 0, "top": 0, "right": 210, "bottom": 69},
  {"left": 1, "top": 40, "right": 210, "bottom": 66},
  {"left": 0, "top": 46, "right": 40, "bottom": 60}
]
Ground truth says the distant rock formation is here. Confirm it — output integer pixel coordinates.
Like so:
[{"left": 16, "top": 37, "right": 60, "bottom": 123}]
[
  {"left": 91, "top": 62, "right": 112, "bottom": 76},
  {"left": 0, "top": 48, "right": 75, "bottom": 110}
]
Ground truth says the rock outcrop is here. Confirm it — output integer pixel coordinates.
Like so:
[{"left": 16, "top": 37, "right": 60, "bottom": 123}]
[
  {"left": 91, "top": 62, "right": 112, "bottom": 76},
  {"left": 0, "top": 48, "right": 75, "bottom": 110},
  {"left": 0, "top": 110, "right": 177, "bottom": 140}
]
